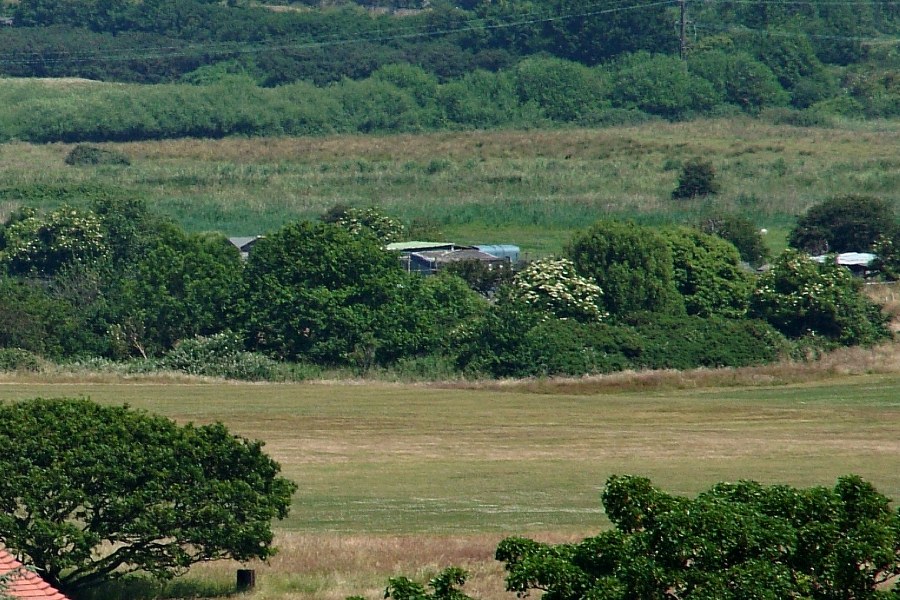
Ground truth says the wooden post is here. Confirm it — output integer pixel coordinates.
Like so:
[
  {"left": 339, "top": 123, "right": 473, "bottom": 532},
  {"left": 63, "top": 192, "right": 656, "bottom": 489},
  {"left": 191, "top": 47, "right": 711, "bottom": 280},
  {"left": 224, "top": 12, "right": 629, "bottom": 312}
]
[{"left": 237, "top": 568, "right": 256, "bottom": 591}]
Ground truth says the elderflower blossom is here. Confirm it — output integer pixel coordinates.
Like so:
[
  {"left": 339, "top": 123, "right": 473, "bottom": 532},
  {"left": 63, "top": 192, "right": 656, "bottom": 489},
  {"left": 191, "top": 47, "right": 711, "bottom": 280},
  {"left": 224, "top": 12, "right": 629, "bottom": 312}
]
[{"left": 509, "top": 257, "right": 606, "bottom": 322}]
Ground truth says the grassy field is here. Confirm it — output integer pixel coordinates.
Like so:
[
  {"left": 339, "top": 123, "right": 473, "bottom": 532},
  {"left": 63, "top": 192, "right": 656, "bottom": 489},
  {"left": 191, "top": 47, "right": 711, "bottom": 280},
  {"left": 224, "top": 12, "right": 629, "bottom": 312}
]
[
  {"left": 2, "top": 370, "right": 899, "bottom": 599},
  {"left": 2, "top": 118, "right": 899, "bottom": 255}
]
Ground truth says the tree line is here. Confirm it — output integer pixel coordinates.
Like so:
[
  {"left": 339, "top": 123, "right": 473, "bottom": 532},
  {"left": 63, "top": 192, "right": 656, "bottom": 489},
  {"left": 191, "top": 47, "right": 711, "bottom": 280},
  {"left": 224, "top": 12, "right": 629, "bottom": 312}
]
[
  {"left": 0, "top": 0, "right": 897, "bottom": 142},
  {"left": 0, "top": 197, "right": 892, "bottom": 379}
]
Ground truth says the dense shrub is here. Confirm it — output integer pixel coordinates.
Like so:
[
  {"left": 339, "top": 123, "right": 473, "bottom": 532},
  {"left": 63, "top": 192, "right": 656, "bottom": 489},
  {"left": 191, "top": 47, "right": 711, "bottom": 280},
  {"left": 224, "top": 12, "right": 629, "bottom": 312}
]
[
  {"left": 662, "top": 226, "right": 752, "bottom": 318},
  {"left": 698, "top": 213, "right": 770, "bottom": 267},
  {"left": 0, "top": 347, "right": 42, "bottom": 372},
  {"left": 453, "top": 302, "right": 641, "bottom": 378},
  {"left": 566, "top": 220, "right": 683, "bottom": 316},
  {"left": 789, "top": 194, "right": 897, "bottom": 254},
  {"left": 609, "top": 52, "right": 719, "bottom": 119},
  {"left": 160, "top": 332, "right": 282, "bottom": 381},
  {"left": 750, "top": 249, "right": 890, "bottom": 346},
  {"left": 64, "top": 144, "right": 131, "bottom": 166},
  {"left": 628, "top": 313, "right": 788, "bottom": 369},
  {"left": 506, "top": 257, "right": 606, "bottom": 322},
  {"left": 672, "top": 157, "right": 720, "bottom": 199}
]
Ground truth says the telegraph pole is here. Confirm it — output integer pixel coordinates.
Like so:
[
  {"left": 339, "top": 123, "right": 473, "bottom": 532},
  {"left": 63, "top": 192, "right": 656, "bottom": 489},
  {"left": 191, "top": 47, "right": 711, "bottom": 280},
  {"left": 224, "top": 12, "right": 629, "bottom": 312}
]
[{"left": 679, "top": 0, "right": 687, "bottom": 59}]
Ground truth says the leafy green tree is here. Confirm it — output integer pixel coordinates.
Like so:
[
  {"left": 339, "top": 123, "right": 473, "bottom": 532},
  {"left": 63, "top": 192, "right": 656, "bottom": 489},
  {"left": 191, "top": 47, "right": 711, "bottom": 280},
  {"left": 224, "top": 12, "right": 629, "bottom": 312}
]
[
  {"left": 661, "top": 226, "right": 751, "bottom": 319},
  {"left": 566, "top": 220, "right": 683, "bottom": 316},
  {"left": 242, "top": 220, "right": 427, "bottom": 365},
  {"left": 512, "top": 57, "right": 608, "bottom": 121},
  {"left": 789, "top": 195, "right": 897, "bottom": 254},
  {"left": 688, "top": 50, "right": 789, "bottom": 113},
  {"left": 698, "top": 213, "right": 770, "bottom": 267},
  {"left": 334, "top": 206, "right": 407, "bottom": 244},
  {"left": 494, "top": 475, "right": 900, "bottom": 600},
  {"left": 672, "top": 157, "right": 720, "bottom": 199},
  {"left": 381, "top": 567, "right": 475, "bottom": 600},
  {"left": 0, "top": 397, "right": 297, "bottom": 593},
  {"left": 0, "top": 276, "right": 93, "bottom": 358},
  {"left": 108, "top": 228, "right": 245, "bottom": 357},
  {"left": 750, "top": 249, "right": 890, "bottom": 345},
  {"left": 0, "top": 205, "right": 108, "bottom": 277},
  {"left": 609, "top": 52, "right": 719, "bottom": 119}
]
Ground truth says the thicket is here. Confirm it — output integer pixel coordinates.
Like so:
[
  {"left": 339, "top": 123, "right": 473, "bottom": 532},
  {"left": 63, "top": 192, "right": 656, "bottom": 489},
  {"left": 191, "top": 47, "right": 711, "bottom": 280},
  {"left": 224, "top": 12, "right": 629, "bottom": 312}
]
[{"left": 0, "top": 204, "right": 891, "bottom": 380}]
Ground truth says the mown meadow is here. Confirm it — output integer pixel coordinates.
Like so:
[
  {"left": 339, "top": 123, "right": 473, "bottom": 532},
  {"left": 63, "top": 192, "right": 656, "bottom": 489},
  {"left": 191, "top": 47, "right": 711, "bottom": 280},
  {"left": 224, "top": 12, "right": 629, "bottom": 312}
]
[
  {"left": 2, "top": 118, "right": 900, "bottom": 255},
  {"left": 2, "top": 355, "right": 900, "bottom": 599}
]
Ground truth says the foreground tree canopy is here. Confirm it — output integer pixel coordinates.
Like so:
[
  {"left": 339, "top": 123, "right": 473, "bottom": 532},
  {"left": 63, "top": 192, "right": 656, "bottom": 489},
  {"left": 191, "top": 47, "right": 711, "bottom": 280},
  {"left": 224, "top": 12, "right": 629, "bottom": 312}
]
[
  {"left": 381, "top": 475, "right": 900, "bottom": 600},
  {"left": 0, "top": 397, "right": 297, "bottom": 593}
]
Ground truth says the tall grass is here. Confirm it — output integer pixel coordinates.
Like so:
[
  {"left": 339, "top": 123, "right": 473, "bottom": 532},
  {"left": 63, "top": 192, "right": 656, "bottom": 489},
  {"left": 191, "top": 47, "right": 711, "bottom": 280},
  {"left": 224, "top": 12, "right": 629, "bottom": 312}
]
[{"left": 1, "top": 120, "right": 899, "bottom": 253}]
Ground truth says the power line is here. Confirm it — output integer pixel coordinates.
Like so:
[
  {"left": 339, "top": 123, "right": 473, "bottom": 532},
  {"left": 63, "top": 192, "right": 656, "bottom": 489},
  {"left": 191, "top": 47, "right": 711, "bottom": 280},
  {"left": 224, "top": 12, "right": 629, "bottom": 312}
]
[{"left": 0, "top": 0, "right": 678, "bottom": 66}]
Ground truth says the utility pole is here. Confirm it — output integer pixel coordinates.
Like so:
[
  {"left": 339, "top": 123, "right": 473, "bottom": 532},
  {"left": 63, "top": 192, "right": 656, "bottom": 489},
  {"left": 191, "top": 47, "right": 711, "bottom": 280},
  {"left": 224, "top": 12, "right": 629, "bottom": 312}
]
[{"left": 679, "top": 0, "right": 687, "bottom": 59}]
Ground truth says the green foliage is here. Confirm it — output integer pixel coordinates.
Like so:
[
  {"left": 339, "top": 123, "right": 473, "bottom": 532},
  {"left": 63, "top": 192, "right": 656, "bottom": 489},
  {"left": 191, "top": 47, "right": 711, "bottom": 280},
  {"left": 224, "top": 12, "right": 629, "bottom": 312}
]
[
  {"left": 241, "top": 220, "right": 477, "bottom": 366},
  {"left": 789, "top": 195, "right": 898, "bottom": 254},
  {"left": 335, "top": 206, "right": 407, "bottom": 244},
  {"left": 661, "top": 226, "right": 752, "bottom": 318},
  {"left": 108, "top": 229, "right": 245, "bottom": 357},
  {"left": 688, "top": 50, "right": 789, "bottom": 113},
  {"left": 0, "top": 276, "right": 93, "bottom": 358},
  {"left": 507, "top": 257, "right": 606, "bottom": 322},
  {"left": 698, "top": 213, "right": 770, "bottom": 267},
  {"left": 64, "top": 144, "right": 131, "bottom": 166},
  {"left": 512, "top": 57, "right": 608, "bottom": 121},
  {"left": 566, "top": 220, "right": 682, "bottom": 316},
  {"left": 383, "top": 567, "right": 475, "bottom": 600},
  {"left": 610, "top": 52, "right": 719, "bottom": 119},
  {"left": 0, "top": 397, "right": 297, "bottom": 592},
  {"left": 160, "top": 332, "right": 282, "bottom": 381},
  {"left": 0, "top": 205, "right": 108, "bottom": 277},
  {"left": 750, "top": 249, "right": 890, "bottom": 345},
  {"left": 628, "top": 313, "right": 789, "bottom": 369},
  {"left": 492, "top": 475, "right": 900, "bottom": 600},
  {"left": 0, "top": 347, "right": 42, "bottom": 372},
  {"left": 672, "top": 157, "right": 721, "bottom": 199}
]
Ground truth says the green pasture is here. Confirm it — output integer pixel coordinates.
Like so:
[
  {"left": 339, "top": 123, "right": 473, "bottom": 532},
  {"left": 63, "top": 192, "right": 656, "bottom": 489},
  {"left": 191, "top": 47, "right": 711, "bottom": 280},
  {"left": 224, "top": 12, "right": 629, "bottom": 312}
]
[
  {"left": 2, "top": 119, "right": 899, "bottom": 255},
  {"left": 2, "top": 376, "right": 898, "bottom": 535}
]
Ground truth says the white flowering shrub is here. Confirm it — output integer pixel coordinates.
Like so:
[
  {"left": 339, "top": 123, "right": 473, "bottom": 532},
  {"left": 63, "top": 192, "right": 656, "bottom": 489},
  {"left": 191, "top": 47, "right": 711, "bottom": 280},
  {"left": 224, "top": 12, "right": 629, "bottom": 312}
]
[
  {"left": 336, "top": 207, "right": 406, "bottom": 243},
  {"left": 508, "top": 257, "right": 606, "bottom": 322},
  {"left": 0, "top": 205, "right": 107, "bottom": 276},
  {"left": 750, "top": 249, "right": 890, "bottom": 346}
]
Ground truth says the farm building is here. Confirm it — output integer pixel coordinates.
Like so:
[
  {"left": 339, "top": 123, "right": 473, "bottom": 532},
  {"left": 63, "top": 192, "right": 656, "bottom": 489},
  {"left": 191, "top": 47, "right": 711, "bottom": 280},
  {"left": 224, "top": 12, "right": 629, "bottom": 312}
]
[
  {"left": 811, "top": 252, "right": 878, "bottom": 276},
  {"left": 386, "top": 241, "right": 519, "bottom": 275},
  {"left": 228, "top": 236, "right": 263, "bottom": 260},
  {"left": 0, "top": 548, "right": 70, "bottom": 600}
]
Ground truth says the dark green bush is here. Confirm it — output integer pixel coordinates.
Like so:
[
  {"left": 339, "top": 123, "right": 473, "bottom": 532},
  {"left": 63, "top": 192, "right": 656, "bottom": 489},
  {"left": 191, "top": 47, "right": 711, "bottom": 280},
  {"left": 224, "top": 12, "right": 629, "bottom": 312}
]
[
  {"left": 672, "top": 157, "right": 720, "bottom": 199},
  {"left": 698, "top": 213, "right": 770, "bottom": 267},
  {"left": 160, "top": 332, "right": 282, "bottom": 381},
  {"left": 627, "top": 313, "right": 789, "bottom": 369},
  {"left": 0, "top": 347, "right": 42, "bottom": 372},
  {"left": 789, "top": 195, "right": 897, "bottom": 254},
  {"left": 64, "top": 145, "right": 131, "bottom": 166}
]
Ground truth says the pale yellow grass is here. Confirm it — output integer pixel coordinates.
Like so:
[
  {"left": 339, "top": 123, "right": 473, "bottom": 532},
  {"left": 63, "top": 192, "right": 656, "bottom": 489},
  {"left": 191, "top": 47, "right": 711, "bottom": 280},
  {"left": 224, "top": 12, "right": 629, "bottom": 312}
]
[{"left": 187, "top": 531, "right": 579, "bottom": 600}]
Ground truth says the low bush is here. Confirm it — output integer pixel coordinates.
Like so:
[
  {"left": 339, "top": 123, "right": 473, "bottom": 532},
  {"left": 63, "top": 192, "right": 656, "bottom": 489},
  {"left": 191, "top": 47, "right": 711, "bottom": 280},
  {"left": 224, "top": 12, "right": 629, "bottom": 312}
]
[
  {"left": 64, "top": 145, "right": 131, "bottom": 166},
  {"left": 160, "top": 332, "right": 283, "bottom": 381},
  {"left": 627, "top": 313, "right": 790, "bottom": 369},
  {"left": 0, "top": 347, "right": 42, "bottom": 372}
]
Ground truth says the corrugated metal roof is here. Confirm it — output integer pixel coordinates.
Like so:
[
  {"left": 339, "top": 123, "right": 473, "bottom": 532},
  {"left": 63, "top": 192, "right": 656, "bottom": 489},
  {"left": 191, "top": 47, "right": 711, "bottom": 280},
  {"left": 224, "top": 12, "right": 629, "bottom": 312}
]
[
  {"left": 811, "top": 252, "right": 877, "bottom": 266},
  {"left": 0, "top": 549, "right": 70, "bottom": 600},
  {"left": 386, "top": 241, "right": 462, "bottom": 252}
]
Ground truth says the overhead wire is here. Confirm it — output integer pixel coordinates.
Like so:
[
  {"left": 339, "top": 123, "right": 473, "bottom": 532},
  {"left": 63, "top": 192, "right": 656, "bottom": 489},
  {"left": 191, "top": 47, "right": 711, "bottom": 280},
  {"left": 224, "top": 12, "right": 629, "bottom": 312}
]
[{"left": 0, "top": 0, "right": 678, "bottom": 65}]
